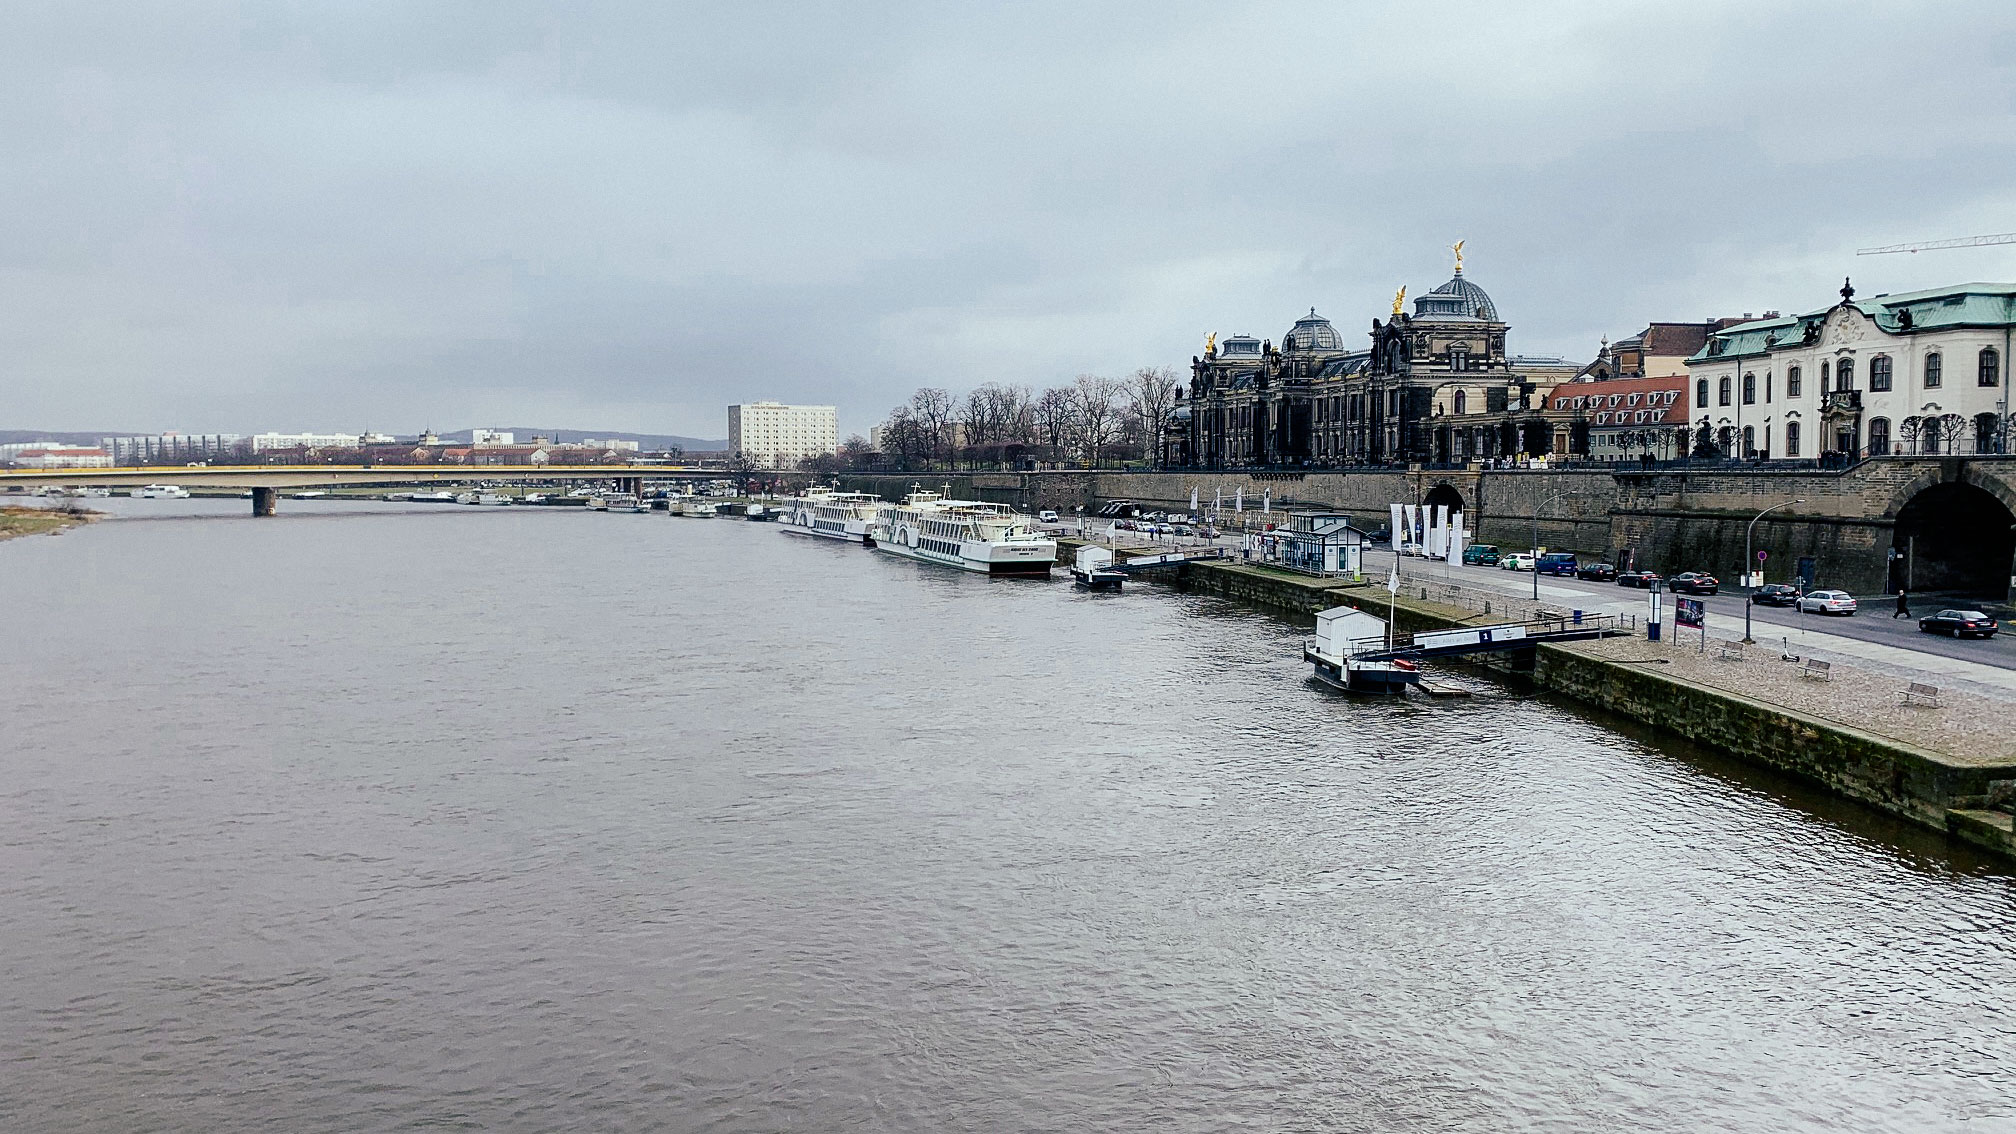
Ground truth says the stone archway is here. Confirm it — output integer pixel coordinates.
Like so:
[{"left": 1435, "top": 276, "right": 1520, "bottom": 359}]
[
  {"left": 1892, "top": 481, "right": 2015, "bottom": 596},
  {"left": 1422, "top": 482, "right": 1464, "bottom": 519}
]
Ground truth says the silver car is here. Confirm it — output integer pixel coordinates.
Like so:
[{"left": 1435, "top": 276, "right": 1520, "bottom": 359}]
[{"left": 1797, "top": 589, "right": 1858, "bottom": 615}]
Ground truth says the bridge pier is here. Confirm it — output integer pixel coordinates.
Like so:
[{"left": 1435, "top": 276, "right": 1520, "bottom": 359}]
[{"left": 252, "top": 487, "right": 277, "bottom": 517}]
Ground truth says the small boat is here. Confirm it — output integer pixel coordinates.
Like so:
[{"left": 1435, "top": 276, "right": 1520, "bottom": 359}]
[
  {"left": 584, "top": 496, "right": 609, "bottom": 511},
  {"left": 80, "top": 487, "right": 111, "bottom": 498},
  {"left": 1070, "top": 545, "right": 1126, "bottom": 591},
  {"left": 130, "top": 484, "right": 191, "bottom": 499},
  {"left": 744, "top": 504, "right": 776, "bottom": 522},
  {"left": 600, "top": 493, "right": 645, "bottom": 512},
  {"left": 409, "top": 491, "right": 458, "bottom": 503},
  {"left": 455, "top": 491, "right": 481, "bottom": 505},
  {"left": 1304, "top": 606, "right": 1420, "bottom": 694},
  {"left": 289, "top": 490, "right": 328, "bottom": 499},
  {"left": 477, "top": 492, "right": 512, "bottom": 506}
]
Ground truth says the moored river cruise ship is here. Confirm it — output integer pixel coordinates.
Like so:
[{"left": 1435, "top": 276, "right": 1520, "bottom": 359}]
[
  {"left": 869, "top": 487, "right": 1056, "bottom": 576},
  {"left": 779, "top": 488, "right": 881, "bottom": 544}
]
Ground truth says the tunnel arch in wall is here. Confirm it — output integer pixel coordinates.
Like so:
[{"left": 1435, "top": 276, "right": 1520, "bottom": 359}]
[
  {"left": 1891, "top": 481, "right": 2015, "bottom": 596},
  {"left": 1421, "top": 483, "right": 1465, "bottom": 519}
]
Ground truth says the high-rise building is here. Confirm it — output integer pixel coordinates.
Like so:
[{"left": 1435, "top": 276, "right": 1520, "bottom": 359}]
[{"left": 728, "top": 402, "right": 838, "bottom": 468}]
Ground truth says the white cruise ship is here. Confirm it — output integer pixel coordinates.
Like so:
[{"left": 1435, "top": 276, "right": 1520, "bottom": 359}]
[
  {"left": 868, "top": 487, "right": 1056, "bottom": 576},
  {"left": 779, "top": 488, "right": 880, "bottom": 545}
]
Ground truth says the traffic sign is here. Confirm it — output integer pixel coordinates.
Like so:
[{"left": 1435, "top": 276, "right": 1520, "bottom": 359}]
[{"left": 1757, "top": 550, "right": 1768, "bottom": 562}]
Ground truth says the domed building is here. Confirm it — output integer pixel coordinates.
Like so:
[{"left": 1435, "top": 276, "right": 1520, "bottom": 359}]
[{"left": 1171, "top": 309, "right": 1365, "bottom": 468}]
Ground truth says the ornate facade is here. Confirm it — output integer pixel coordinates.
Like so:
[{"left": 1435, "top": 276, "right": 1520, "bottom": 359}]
[{"left": 1169, "top": 255, "right": 1578, "bottom": 467}]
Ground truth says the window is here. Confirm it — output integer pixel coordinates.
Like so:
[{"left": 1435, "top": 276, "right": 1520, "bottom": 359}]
[
  {"left": 1764, "top": 372, "right": 1772, "bottom": 403},
  {"left": 1867, "top": 417, "right": 1889, "bottom": 455},
  {"left": 1981, "top": 347, "right": 2001, "bottom": 387},
  {"left": 1787, "top": 365, "right": 1802, "bottom": 397},
  {"left": 1742, "top": 372, "right": 1756, "bottom": 404},
  {"left": 1786, "top": 421, "right": 1801, "bottom": 458},
  {"left": 1453, "top": 390, "right": 1466, "bottom": 414},
  {"left": 1978, "top": 413, "right": 2002, "bottom": 454},
  {"left": 1924, "top": 417, "right": 1943, "bottom": 452},
  {"left": 1925, "top": 352, "right": 1942, "bottom": 388},
  {"left": 1870, "top": 355, "right": 1892, "bottom": 391},
  {"left": 1742, "top": 425, "right": 1755, "bottom": 456},
  {"left": 1718, "top": 375, "right": 1731, "bottom": 406},
  {"left": 1627, "top": 394, "right": 1640, "bottom": 407},
  {"left": 1836, "top": 358, "right": 1854, "bottom": 390},
  {"left": 1819, "top": 361, "right": 1829, "bottom": 389}
]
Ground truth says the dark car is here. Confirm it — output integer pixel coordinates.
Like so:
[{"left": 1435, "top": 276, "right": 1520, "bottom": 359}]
[
  {"left": 1667, "top": 572, "right": 1720, "bottom": 595},
  {"left": 1368, "top": 526, "right": 1392, "bottom": 544},
  {"left": 1615, "top": 570, "right": 1660, "bottom": 588},
  {"left": 1537, "top": 552, "right": 1578, "bottom": 576},
  {"left": 1919, "top": 609, "right": 1999, "bottom": 638},
  {"left": 1752, "top": 583, "right": 1800, "bottom": 606},
  {"left": 1462, "top": 543, "right": 1500, "bottom": 566},
  {"left": 1576, "top": 561, "right": 1618, "bottom": 581}
]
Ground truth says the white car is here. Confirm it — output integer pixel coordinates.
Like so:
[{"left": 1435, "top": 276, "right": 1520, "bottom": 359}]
[
  {"left": 1038, "top": 509, "right": 1058, "bottom": 523},
  {"left": 1798, "top": 589, "right": 1858, "bottom": 615},
  {"left": 1499, "top": 553, "right": 1537, "bottom": 571}
]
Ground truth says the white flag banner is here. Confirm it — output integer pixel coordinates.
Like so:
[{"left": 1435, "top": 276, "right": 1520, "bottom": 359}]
[
  {"left": 1427, "top": 509, "right": 1443, "bottom": 557},
  {"left": 1190, "top": 486, "right": 1199, "bottom": 513},
  {"left": 1446, "top": 510, "right": 1464, "bottom": 566},
  {"left": 1262, "top": 490, "right": 1270, "bottom": 514},
  {"left": 1387, "top": 564, "right": 1400, "bottom": 594},
  {"left": 1389, "top": 503, "right": 1404, "bottom": 545},
  {"left": 1402, "top": 504, "right": 1419, "bottom": 551},
  {"left": 1235, "top": 488, "right": 1244, "bottom": 513}
]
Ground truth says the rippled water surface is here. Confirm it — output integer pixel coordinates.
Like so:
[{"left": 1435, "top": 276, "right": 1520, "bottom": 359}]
[{"left": 4, "top": 499, "right": 2015, "bottom": 1132}]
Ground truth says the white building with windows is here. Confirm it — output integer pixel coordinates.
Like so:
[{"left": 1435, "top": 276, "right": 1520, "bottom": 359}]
[
  {"left": 247, "top": 432, "right": 365, "bottom": 452},
  {"left": 1686, "top": 280, "right": 2015, "bottom": 460},
  {"left": 728, "top": 402, "right": 838, "bottom": 468}
]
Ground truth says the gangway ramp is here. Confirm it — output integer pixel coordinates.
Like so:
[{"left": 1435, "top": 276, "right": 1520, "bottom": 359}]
[
  {"left": 1116, "top": 547, "right": 1227, "bottom": 573},
  {"left": 1351, "top": 614, "right": 1629, "bottom": 664}
]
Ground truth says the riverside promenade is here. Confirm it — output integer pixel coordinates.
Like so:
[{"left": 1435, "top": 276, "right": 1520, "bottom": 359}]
[{"left": 1059, "top": 533, "right": 2016, "bottom": 860}]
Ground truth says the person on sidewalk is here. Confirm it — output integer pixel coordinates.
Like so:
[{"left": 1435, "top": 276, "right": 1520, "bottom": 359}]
[{"left": 1894, "top": 589, "right": 1911, "bottom": 619}]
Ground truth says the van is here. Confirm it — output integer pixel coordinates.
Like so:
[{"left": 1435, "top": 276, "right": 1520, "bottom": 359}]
[
  {"left": 1037, "top": 509, "right": 1059, "bottom": 523},
  {"left": 1537, "top": 552, "right": 1578, "bottom": 576}
]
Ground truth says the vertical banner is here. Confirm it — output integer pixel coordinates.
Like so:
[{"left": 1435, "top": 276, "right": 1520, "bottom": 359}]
[
  {"left": 1446, "top": 511, "right": 1464, "bottom": 565},
  {"left": 1402, "top": 505, "right": 1419, "bottom": 552},
  {"left": 1389, "top": 503, "right": 1404, "bottom": 546},
  {"left": 1426, "top": 509, "right": 1442, "bottom": 558}
]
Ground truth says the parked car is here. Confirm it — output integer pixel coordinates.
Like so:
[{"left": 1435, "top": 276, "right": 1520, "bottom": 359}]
[
  {"left": 1463, "top": 543, "right": 1501, "bottom": 566},
  {"left": 1037, "top": 509, "right": 1058, "bottom": 523},
  {"left": 1576, "top": 561, "right": 1618, "bottom": 581},
  {"left": 1368, "top": 526, "right": 1392, "bottom": 544},
  {"left": 1666, "top": 572, "right": 1720, "bottom": 595},
  {"left": 1499, "top": 552, "right": 1537, "bottom": 571},
  {"left": 1537, "top": 552, "right": 1578, "bottom": 576},
  {"left": 1797, "top": 589, "right": 1858, "bottom": 615},
  {"left": 1752, "top": 583, "right": 1801, "bottom": 606},
  {"left": 1616, "top": 570, "right": 1660, "bottom": 588},
  {"left": 1919, "top": 609, "right": 1999, "bottom": 638}
]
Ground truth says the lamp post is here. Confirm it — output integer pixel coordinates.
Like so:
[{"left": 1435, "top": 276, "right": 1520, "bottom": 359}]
[
  {"left": 1743, "top": 497, "right": 1804, "bottom": 643},
  {"left": 1531, "top": 489, "right": 1584, "bottom": 601}
]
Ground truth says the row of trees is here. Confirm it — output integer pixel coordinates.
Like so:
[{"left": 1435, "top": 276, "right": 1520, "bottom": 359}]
[{"left": 823, "top": 367, "right": 1179, "bottom": 472}]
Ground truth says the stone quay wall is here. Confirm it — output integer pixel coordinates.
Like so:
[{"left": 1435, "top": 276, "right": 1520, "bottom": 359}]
[{"left": 841, "top": 457, "right": 2016, "bottom": 595}]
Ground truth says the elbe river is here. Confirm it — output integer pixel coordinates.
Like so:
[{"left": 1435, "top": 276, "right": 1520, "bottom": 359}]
[{"left": 4, "top": 499, "right": 2014, "bottom": 1132}]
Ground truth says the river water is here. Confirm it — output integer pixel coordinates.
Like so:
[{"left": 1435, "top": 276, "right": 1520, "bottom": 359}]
[{"left": 3, "top": 499, "right": 2014, "bottom": 1132}]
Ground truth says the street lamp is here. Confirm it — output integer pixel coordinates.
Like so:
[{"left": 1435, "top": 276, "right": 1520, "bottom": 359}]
[
  {"left": 1531, "top": 489, "right": 1585, "bottom": 601},
  {"left": 1742, "top": 497, "right": 1804, "bottom": 643}
]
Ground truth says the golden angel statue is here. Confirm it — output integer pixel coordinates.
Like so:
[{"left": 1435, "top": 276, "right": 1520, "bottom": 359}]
[
  {"left": 1391, "top": 286, "right": 1406, "bottom": 316},
  {"left": 1205, "top": 332, "right": 1217, "bottom": 355},
  {"left": 1450, "top": 240, "right": 1465, "bottom": 270}
]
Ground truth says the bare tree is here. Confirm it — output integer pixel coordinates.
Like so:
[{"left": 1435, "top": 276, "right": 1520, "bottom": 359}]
[
  {"left": 1032, "top": 386, "right": 1074, "bottom": 464},
  {"left": 839, "top": 434, "right": 874, "bottom": 468},
  {"left": 1124, "top": 366, "right": 1177, "bottom": 451},
  {"left": 1071, "top": 373, "right": 1126, "bottom": 465},
  {"left": 908, "top": 388, "right": 957, "bottom": 465}
]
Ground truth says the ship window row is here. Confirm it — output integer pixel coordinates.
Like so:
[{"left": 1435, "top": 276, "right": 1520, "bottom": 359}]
[{"left": 923, "top": 538, "right": 962, "bottom": 556}]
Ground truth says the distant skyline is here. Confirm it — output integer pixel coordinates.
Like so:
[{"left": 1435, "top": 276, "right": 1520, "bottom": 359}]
[{"left": 7, "top": 3, "right": 2016, "bottom": 439}]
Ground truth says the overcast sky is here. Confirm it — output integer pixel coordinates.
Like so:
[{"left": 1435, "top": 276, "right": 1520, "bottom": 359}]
[{"left": 7, "top": 1, "right": 2016, "bottom": 440}]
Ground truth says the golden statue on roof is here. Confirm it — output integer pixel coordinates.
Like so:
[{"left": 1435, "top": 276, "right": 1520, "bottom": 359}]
[
  {"left": 1205, "top": 332, "right": 1217, "bottom": 355},
  {"left": 1450, "top": 239, "right": 1465, "bottom": 271},
  {"left": 1392, "top": 286, "right": 1406, "bottom": 316}
]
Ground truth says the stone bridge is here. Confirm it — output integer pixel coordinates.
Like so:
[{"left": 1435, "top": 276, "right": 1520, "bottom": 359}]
[{"left": 841, "top": 458, "right": 2016, "bottom": 597}]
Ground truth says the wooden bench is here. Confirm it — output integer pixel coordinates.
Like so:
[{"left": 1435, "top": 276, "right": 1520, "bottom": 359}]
[
  {"left": 1714, "top": 644, "right": 1744, "bottom": 662},
  {"left": 1901, "top": 681, "right": 1941, "bottom": 708},
  {"left": 1799, "top": 657, "right": 1832, "bottom": 681}
]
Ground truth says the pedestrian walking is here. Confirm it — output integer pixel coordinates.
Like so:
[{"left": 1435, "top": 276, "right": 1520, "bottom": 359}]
[{"left": 1894, "top": 589, "right": 1911, "bottom": 619}]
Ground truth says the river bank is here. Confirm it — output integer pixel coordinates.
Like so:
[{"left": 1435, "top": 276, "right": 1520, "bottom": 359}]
[
  {"left": 0, "top": 504, "right": 94, "bottom": 541},
  {"left": 1058, "top": 536, "right": 2016, "bottom": 859}
]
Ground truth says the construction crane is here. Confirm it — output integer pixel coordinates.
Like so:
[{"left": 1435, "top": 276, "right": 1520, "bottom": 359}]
[{"left": 1857, "top": 232, "right": 2016, "bottom": 255}]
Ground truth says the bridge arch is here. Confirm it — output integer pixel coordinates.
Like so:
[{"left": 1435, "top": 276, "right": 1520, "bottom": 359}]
[
  {"left": 1891, "top": 478, "right": 2015, "bottom": 596},
  {"left": 1422, "top": 482, "right": 1465, "bottom": 519}
]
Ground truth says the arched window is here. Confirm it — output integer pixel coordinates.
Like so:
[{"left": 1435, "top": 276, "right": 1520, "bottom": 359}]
[
  {"left": 1981, "top": 347, "right": 2001, "bottom": 387},
  {"left": 1453, "top": 390, "right": 1466, "bottom": 414},
  {"left": 1836, "top": 357, "right": 1855, "bottom": 390},
  {"left": 1787, "top": 365, "right": 1802, "bottom": 397},
  {"left": 1869, "top": 355, "right": 1892, "bottom": 391},
  {"left": 1696, "top": 377, "right": 1709, "bottom": 407},
  {"left": 1764, "top": 372, "right": 1773, "bottom": 403},
  {"left": 1819, "top": 361, "right": 1830, "bottom": 389},
  {"left": 1742, "top": 425, "right": 1755, "bottom": 456},
  {"left": 1977, "top": 413, "right": 2001, "bottom": 454},
  {"left": 1718, "top": 375, "right": 1731, "bottom": 406},
  {"left": 1742, "top": 372, "right": 1756, "bottom": 404},
  {"left": 1924, "top": 352, "right": 1942, "bottom": 388},
  {"left": 1923, "top": 417, "right": 1943, "bottom": 453},
  {"left": 1785, "top": 421, "right": 1801, "bottom": 458},
  {"left": 1867, "top": 417, "right": 1890, "bottom": 456},
  {"left": 1717, "top": 425, "right": 1735, "bottom": 453}
]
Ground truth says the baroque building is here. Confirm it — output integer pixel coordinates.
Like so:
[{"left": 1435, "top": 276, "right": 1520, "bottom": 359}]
[
  {"left": 1169, "top": 250, "right": 1578, "bottom": 467},
  {"left": 1684, "top": 279, "right": 2016, "bottom": 460}
]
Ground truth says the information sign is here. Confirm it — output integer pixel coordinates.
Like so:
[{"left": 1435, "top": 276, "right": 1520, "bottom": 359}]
[{"left": 1675, "top": 598, "right": 1705, "bottom": 629}]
